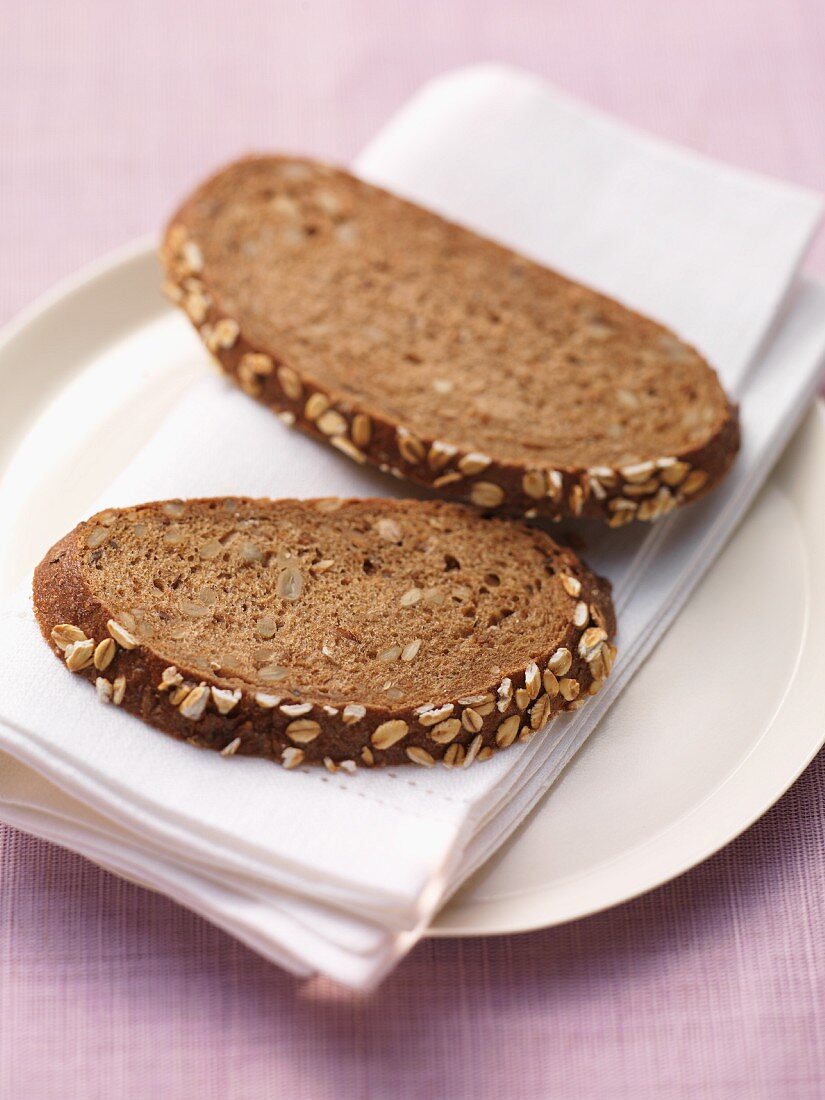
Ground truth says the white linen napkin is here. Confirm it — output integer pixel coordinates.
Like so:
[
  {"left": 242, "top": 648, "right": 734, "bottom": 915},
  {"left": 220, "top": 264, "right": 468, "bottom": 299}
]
[{"left": 1, "top": 64, "right": 823, "bottom": 989}]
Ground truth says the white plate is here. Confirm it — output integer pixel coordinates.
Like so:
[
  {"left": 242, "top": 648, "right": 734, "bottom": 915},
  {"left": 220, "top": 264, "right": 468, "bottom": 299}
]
[{"left": 1, "top": 242, "right": 823, "bottom": 938}]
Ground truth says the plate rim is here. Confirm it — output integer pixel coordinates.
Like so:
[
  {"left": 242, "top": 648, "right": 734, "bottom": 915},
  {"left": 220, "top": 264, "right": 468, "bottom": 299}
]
[
  {"left": 1, "top": 239, "right": 823, "bottom": 941},
  {"left": 0, "top": 234, "right": 158, "bottom": 356}
]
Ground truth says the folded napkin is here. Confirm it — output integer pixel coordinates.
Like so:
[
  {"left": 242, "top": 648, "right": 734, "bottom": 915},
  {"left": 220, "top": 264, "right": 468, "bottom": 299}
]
[{"left": 1, "top": 64, "right": 823, "bottom": 989}]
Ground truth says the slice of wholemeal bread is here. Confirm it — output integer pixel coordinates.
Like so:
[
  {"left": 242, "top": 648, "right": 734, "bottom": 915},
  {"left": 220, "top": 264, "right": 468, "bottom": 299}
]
[
  {"left": 33, "top": 497, "right": 615, "bottom": 769},
  {"left": 161, "top": 156, "right": 739, "bottom": 526}
]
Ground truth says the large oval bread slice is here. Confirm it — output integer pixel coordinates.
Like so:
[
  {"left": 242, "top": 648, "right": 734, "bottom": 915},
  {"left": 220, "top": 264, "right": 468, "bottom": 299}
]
[
  {"left": 33, "top": 497, "right": 615, "bottom": 769},
  {"left": 161, "top": 156, "right": 739, "bottom": 525}
]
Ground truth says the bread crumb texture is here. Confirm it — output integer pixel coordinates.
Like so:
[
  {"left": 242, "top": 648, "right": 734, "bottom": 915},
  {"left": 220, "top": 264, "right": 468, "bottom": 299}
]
[
  {"left": 34, "top": 497, "right": 616, "bottom": 768},
  {"left": 161, "top": 156, "right": 739, "bottom": 524}
]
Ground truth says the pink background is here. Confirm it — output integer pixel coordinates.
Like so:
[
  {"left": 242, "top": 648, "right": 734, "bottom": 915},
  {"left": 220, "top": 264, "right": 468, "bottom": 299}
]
[{"left": 2, "top": 1, "right": 824, "bottom": 1096}]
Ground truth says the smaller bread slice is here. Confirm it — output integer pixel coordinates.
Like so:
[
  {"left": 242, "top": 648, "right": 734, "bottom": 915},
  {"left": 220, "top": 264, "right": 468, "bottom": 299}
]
[
  {"left": 161, "top": 155, "right": 739, "bottom": 526},
  {"left": 33, "top": 497, "right": 616, "bottom": 770}
]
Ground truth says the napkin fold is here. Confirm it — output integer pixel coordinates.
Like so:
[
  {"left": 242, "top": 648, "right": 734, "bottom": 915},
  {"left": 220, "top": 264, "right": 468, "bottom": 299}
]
[{"left": 1, "top": 64, "right": 823, "bottom": 989}]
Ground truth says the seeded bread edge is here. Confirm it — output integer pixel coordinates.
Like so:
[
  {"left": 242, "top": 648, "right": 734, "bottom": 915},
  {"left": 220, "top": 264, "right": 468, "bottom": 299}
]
[
  {"left": 32, "top": 498, "right": 616, "bottom": 771},
  {"left": 160, "top": 157, "right": 740, "bottom": 527}
]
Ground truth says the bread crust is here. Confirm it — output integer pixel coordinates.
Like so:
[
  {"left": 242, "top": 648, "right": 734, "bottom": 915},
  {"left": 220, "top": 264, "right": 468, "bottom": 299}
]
[
  {"left": 33, "top": 498, "right": 616, "bottom": 771},
  {"left": 161, "top": 156, "right": 740, "bottom": 527}
]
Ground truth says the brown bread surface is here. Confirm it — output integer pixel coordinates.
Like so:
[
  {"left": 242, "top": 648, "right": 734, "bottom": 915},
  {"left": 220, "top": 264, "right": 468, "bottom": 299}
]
[
  {"left": 33, "top": 497, "right": 616, "bottom": 769},
  {"left": 161, "top": 156, "right": 739, "bottom": 525}
]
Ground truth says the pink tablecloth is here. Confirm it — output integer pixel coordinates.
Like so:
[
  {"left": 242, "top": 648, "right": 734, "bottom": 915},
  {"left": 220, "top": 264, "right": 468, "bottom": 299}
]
[{"left": 1, "top": 1, "right": 824, "bottom": 1096}]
